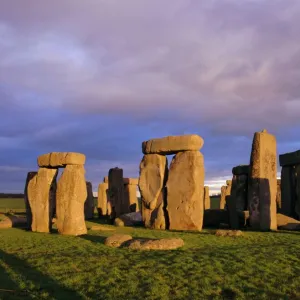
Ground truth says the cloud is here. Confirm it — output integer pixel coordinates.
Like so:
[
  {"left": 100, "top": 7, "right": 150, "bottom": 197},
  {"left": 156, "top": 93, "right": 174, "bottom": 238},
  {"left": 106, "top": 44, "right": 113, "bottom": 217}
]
[{"left": 0, "top": 0, "right": 299, "bottom": 192}]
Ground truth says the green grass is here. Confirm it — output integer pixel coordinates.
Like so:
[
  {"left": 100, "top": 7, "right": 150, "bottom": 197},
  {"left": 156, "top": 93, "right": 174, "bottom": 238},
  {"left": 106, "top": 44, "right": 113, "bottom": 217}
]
[
  {"left": 0, "top": 198, "right": 25, "bottom": 213},
  {"left": 0, "top": 219, "right": 300, "bottom": 300}
]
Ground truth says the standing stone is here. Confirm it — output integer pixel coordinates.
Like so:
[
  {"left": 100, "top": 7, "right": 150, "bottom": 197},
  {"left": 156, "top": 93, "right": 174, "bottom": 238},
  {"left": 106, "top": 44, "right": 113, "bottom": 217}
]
[
  {"left": 227, "top": 176, "right": 239, "bottom": 229},
  {"left": 232, "top": 165, "right": 249, "bottom": 211},
  {"left": 124, "top": 183, "right": 139, "bottom": 212},
  {"left": 97, "top": 182, "right": 108, "bottom": 217},
  {"left": 56, "top": 165, "right": 87, "bottom": 236},
  {"left": 225, "top": 180, "right": 232, "bottom": 209},
  {"left": 27, "top": 168, "right": 58, "bottom": 233},
  {"left": 84, "top": 181, "right": 94, "bottom": 219},
  {"left": 139, "top": 154, "right": 168, "bottom": 228},
  {"left": 235, "top": 175, "right": 248, "bottom": 211},
  {"left": 295, "top": 165, "right": 300, "bottom": 220},
  {"left": 204, "top": 186, "right": 210, "bottom": 210},
  {"left": 281, "top": 166, "right": 296, "bottom": 217},
  {"left": 108, "top": 168, "right": 126, "bottom": 218},
  {"left": 166, "top": 151, "right": 205, "bottom": 231},
  {"left": 276, "top": 179, "right": 281, "bottom": 211},
  {"left": 248, "top": 129, "right": 277, "bottom": 230},
  {"left": 24, "top": 171, "right": 37, "bottom": 230},
  {"left": 220, "top": 186, "right": 226, "bottom": 209}
]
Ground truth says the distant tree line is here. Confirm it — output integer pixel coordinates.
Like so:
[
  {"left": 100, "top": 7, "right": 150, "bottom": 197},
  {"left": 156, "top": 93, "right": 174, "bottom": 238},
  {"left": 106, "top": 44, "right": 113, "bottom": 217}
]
[{"left": 0, "top": 193, "right": 24, "bottom": 198}]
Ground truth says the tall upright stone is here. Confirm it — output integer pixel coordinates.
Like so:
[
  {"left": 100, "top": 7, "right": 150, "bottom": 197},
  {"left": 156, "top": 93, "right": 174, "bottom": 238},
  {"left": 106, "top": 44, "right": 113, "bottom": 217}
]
[
  {"left": 248, "top": 129, "right": 277, "bottom": 230},
  {"left": 97, "top": 182, "right": 108, "bottom": 217},
  {"left": 204, "top": 186, "right": 210, "bottom": 210},
  {"left": 124, "top": 179, "right": 139, "bottom": 212},
  {"left": 139, "top": 154, "right": 168, "bottom": 229},
  {"left": 56, "top": 165, "right": 87, "bottom": 235},
  {"left": 24, "top": 171, "right": 37, "bottom": 230},
  {"left": 227, "top": 176, "right": 239, "bottom": 229},
  {"left": 232, "top": 165, "right": 249, "bottom": 211},
  {"left": 225, "top": 180, "right": 232, "bottom": 209},
  {"left": 280, "top": 166, "right": 296, "bottom": 217},
  {"left": 276, "top": 179, "right": 281, "bottom": 211},
  {"left": 295, "top": 165, "right": 300, "bottom": 220},
  {"left": 166, "top": 151, "right": 205, "bottom": 231},
  {"left": 27, "top": 168, "right": 58, "bottom": 233},
  {"left": 108, "top": 167, "right": 126, "bottom": 218},
  {"left": 220, "top": 186, "right": 226, "bottom": 209},
  {"left": 84, "top": 181, "right": 94, "bottom": 219}
]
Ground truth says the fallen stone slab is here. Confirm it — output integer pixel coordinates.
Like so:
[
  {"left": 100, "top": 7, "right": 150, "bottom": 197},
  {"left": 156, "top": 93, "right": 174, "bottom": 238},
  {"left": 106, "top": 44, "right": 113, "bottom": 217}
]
[
  {"left": 104, "top": 234, "right": 133, "bottom": 248},
  {"left": 127, "top": 238, "right": 184, "bottom": 250},
  {"left": 114, "top": 212, "right": 143, "bottom": 227},
  {"left": 37, "top": 152, "right": 86, "bottom": 167},
  {"left": 142, "top": 134, "right": 204, "bottom": 155},
  {"left": 89, "top": 225, "right": 116, "bottom": 231},
  {"left": 277, "top": 213, "right": 300, "bottom": 228},
  {"left": 0, "top": 215, "right": 27, "bottom": 229},
  {"left": 215, "top": 230, "right": 244, "bottom": 237}
]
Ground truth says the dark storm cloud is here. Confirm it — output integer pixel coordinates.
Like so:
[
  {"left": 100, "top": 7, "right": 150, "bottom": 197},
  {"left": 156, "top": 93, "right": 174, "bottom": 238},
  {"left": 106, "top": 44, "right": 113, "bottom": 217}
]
[{"left": 0, "top": 0, "right": 299, "bottom": 192}]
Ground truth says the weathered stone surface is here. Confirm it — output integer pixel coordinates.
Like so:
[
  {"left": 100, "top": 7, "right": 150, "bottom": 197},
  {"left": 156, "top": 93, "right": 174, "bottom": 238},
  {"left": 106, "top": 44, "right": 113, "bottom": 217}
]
[
  {"left": 142, "top": 134, "right": 204, "bottom": 155},
  {"left": 123, "top": 178, "right": 139, "bottom": 185},
  {"left": 276, "top": 179, "right": 281, "bottom": 210},
  {"left": 27, "top": 168, "right": 58, "bottom": 233},
  {"left": 235, "top": 174, "right": 248, "bottom": 211},
  {"left": 37, "top": 152, "right": 86, "bottom": 167},
  {"left": 227, "top": 195, "right": 239, "bottom": 229},
  {"left": 215, "top": 230, "right": 243, "bottom": 237},
  {"left": 104, "top": 234, "right": 133, "bottom": 248},
  {"left": 108, "top": 167, "right": 127, "bottom": 218},
  {"left": 280, "top": 166, "right": 297, "bottom": 217},
  {"left": 0, "top": 214, "right": 27, "bottom": 229},
  {"left": 84, "top": 181, "right": 94, "bottom": 219},
  {"left": 97, "top": 183, "right": 108, "bottom": 216},
  {"left": 204, "top": 186, "right": 210, "bottom": 210},
  {"left": 277, "top": 213, "right": 300, "bottom": 227},
  {"left": 89, "top": 225, "right": 115, "bottom": 231},
  {"left": 248, "top": 129, "right": 277, "bottom": 230},
  {"left": 203, "top": 209, "right": 229, "bottom": 227},
  {"left": 232, "top": 165, "right": 249, "bottom": 176},
  {"left": 24, "top": 171, "right": 37, "bottom": 230},
  {"left": 166, "top": 151, "right": 204, "bottom": 231},
  {"left": 139, "top": 154, "right": 168, "bottom": 228},
  {"left": 295, "top": 165, "right": 300, "bottom": 220},
  {"left": 114, "top": 212, "right": 143, "bottom": 227},
  {"left": 127, "top": 238, "right": 184, "bottom": 250},
  {"left": 124, "top": 184, "right": 139, "bottom": 212},
  {"left": 56, "top": 165, "right": 87, "bottom": 236},
  {"left": 279, "top": 150, "right": 300, "bottom": 166},
  {"left": 220, "top": 186, "right": 226, "bottom": 209},
  {"left": 224, "top": 180, "right": 232, "bottom": 210}
]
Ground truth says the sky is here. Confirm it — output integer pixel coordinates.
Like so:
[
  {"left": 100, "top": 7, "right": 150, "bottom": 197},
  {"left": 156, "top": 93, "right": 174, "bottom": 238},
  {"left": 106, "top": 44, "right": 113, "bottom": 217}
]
[{"left": 0, "top": 0, "right": 300, "bottom": 195}]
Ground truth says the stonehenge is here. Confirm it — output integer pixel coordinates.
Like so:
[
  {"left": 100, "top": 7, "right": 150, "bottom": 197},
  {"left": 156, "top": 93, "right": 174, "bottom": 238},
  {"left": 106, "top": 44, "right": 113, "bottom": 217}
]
[
  {"left": 21, "top": 130, "right": 300, "bottom": 235},
  {"left": 139, "top": 134, "right": 205, "bottom": 231},
  {"left": 26, "top": 152, "right": 88, "bottom": 235}
]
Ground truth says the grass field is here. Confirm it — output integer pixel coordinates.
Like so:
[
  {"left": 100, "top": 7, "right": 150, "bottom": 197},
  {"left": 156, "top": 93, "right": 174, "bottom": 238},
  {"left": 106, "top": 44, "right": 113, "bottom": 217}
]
[
  {"left": 0, "top": 198, "right": 25, "bottom": 213},
  {"left": 0, "top": 218, "right": 300, "bottom": 300}
]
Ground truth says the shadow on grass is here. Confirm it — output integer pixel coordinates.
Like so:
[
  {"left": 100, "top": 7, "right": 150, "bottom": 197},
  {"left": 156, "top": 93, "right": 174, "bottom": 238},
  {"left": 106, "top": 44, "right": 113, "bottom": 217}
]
[{"left": 0, "top": 249, "right": 83, "bottom": 300}]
